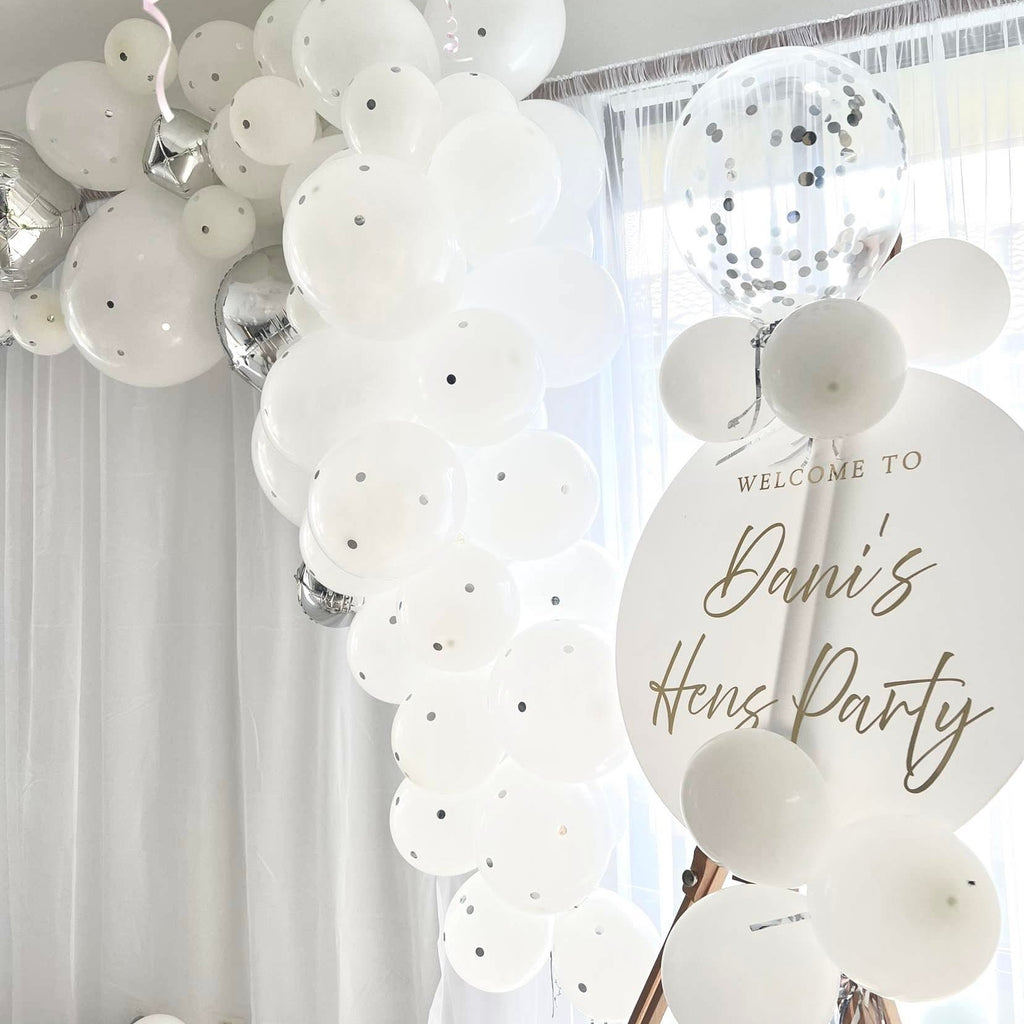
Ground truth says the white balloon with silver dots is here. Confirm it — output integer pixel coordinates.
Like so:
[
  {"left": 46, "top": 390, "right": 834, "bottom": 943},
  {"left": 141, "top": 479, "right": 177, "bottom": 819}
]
[
  {"left": 300, "top": 517, "right": 396, "bottom": 601},
  {"left": 11, "top": 287, "right": 73, "bottom": 355},
  {"left": 229, "top": 75, "right": 318, "bottom": 166},
  {"left": 178, "top": 20, "right": 259, "bottom": 118},
  {"left": 182, "top": 185, "right": 256, "bottom": 260},
  {"left": 104, "top": 18, "right": 179, "bottom": 95},
  {"left": 208, "top": 105, "right": 288, "bottom": 200},
  {"left": 253, "top": 0, "right": 307, "bottom": 80}
]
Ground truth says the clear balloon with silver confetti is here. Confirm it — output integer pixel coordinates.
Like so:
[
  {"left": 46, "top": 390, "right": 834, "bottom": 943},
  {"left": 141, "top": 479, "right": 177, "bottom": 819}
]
[{"left": 143, "top": 108, "right": 220, "bottom": 200}]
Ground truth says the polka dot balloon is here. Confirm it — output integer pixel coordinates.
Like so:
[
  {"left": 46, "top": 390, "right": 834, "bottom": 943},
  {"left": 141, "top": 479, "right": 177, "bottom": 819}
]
[
  {"left": 207, "top": 106, "right": 287, "bottom": 200},
  {"left": 253, "top": 0, "right": 307, "bottom": 80},
  {"left": 229, "top": 76, "right": 318, "bottom": 166},
  {"left": 300, "top": 516, "right": 395, "bottom": 601},
  {"left": 11, "top": 287, "right": 73, "bottom": 355},
  {"left": 664, "top": 46, "right": 908, "bottom": 322},
  {"left": 279, "top": 134, "right": 348, "bottom": 213},
  {"left": 182, "top": 185, "right": 256, "bottom": 260},
  {"left": 178, "top": 21, "right": 259, "bottom": 118},
  {"left": 104, "top": 18, "right": 179, "bottom": 95}
]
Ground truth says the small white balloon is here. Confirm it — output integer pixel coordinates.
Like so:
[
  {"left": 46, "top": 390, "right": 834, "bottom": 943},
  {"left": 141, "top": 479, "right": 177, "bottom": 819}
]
[
  {"left": 230, "top": 76, "right": 318, "bottom": 166},
  {"left": 182, "top": 185, "right": 256, "bottom": 260},
  {"left": 762, "top": 299, "right": 907, "bottom": 438},
  {"left": 251, "top": 417, "right": 309, "bottom": 526},
  {"left": 346, "top": 592, "right": 432, "bottom": 701},
  {"left": 300, "top": 516, "right": 394, "bottom": 600},
  {"left": 178, "top": 20, "right": 259, "bottom": 118},
  {"left": 436, "top": 72, "right": 517, "bottom": 136},
  {"left": 534, "top": 201, "right": 595, "bottom": 257},
  {"left": 464, "top": 431, "right": 599, "bottom": 561},
  {"left": 208, "top": 106, "right": 288, "bottom": 200},
  {"left": 11, "top": 287, "right": 73, "bottom": 355},
  {"left": 254, "top": 0, "right": 307, "bottom": 80},
  {"left": 429, "top": 111, "right": 561, "bottom": 266},
  {"left": 279, "top": 134, "right": 349, "bottom": 213},
  {"left": 104, "top": 18, "right": 179, "bottom": 95},
  {"left": 444, "top": 872, "right": 553, "bottom": 994},
  {"left": 681, "top": 730, "right": 833, "bottom": 888},
  {"left": 284, "top": 286, "right": 328, "bottom": 337},
  {"left": 553, "top": 890, "right": 661, "bottom": 1023},
  {"left": 340, "top": 62, "right": 442, "bottom": 164},
  {"left": 521, "top": 99, "right": 605, "bottom": 210},
  {"left": 862, "top": 238, "right": 1011, "bottom": 366},
  {"left": 663, "top": 886, "right": 839, "bottom": 1024},
  {"left": 463, "top": 246, "right": 625, "bottom": 388},
  {"left": 808, "top": 815, "right": 1001, "bottom": 1001},
  {"left": 491, "top": 621, "right": 627, "bottom": 783},
  {"left": 414, "top": 308, "right": 545, "bottom": 447},
  {"left": 391, "top": 672, "right": 505, "bottom": 793}
]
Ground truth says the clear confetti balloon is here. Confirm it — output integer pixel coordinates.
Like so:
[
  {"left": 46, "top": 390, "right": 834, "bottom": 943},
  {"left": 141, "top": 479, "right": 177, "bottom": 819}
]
[
  {"left": 293, "top": 0, "right": 440, "bottom": 128},
  {"left": 300, "top": 517, "right": 395, "bottom": 601},
  {"left": 414, "top": 308, "right": 546, "bottom": 447},
  {"left": 443, "top": 872, "right": 553, "bottom": 993},
  {"left": 178, "top": 21, "right": 259, "bottom": 118},
  {"left": 207, "top": 106, "right": 287, "bottom": 200},
  {"left": 11, "top": 287, "right": 73, "bottom": 356},
  {"left": 230, "top": 76, "right": 318, "bottom": 166},
  {"left": 254, "top": 0, "right": 307, "bottom": 80},
  {"left": 435, "top": 72, "right": 517, "bottom": 136},
  {"left": 26, "top": 62, "right": 155, "bottom": 191},
  {"left": 521, "top": 99, "right": 605, "bottom": 210},
  {"left": 664, "top": 46, "right": 908, "bottom": 321},
  {"left": 279, "top": 134, "right": 348, "bottom": 213},
  {"left": 250, "top": 416, "right": 309, "bottom": 526},
  {"left": 283, "top": 153, "right": 465, "bottom": 340},
  {"left": 182, "top": 185, "right": 256, "bottom": 260},
  {"left": 104, "top": 18, "right": 178, "bottom": 95},
  {"left": 464, "top": 430, "right": 600, "bottom": 560}
]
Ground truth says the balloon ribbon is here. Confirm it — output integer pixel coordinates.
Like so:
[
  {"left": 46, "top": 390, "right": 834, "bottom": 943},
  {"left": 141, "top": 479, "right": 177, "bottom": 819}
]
[{"left": 143, "top": 0, "right": 175, "bottom": 122}]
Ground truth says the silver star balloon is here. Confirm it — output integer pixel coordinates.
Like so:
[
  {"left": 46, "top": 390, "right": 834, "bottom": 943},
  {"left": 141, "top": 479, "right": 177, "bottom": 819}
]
[
  {"left": 1, "top": 131, "right": 88, "bottom": 291},
  {"left": 143, "top": 108, "right": 219, "bottom": 200},
  {"left": 295, "top": 564, "right": 362, "bottom": 627},
  {"left": 216, "top": 244, "right": 298, "bottom": 390}
]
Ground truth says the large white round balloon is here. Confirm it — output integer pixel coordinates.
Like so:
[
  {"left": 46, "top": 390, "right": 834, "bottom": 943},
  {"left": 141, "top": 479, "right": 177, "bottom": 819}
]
[
  {"left": 681, "top": 730, "right": 833, "bottom": 888},
  {"left": 254, "top": 0, "right": 307, "bottom": 80},
  {"left": 279, "top": 135, "right": 349, "bottom": 213},
  {"left": 299, "top": 517, "right": 394, "bottom": 600},
  {"left": 808, "top": 815, "right": 1001, "bottom": 1001},
  {"left": 308, "top": 421, "right": 467, "bottom": 580},
  {"left": 62, "top": 185, "right": 229, "bottom": 387},
  {"left": 491, "top": 621, "right": 627, "bottom": 782},
  {"left": 534, "top": 200, "right": 595, "bottom": 257},
  {"left": 521, "top": 99, "right": 605, "bottom": 210},
  {"left": 104, "top": 18, "right": 179, "bottom": 95},
  {"left": 429, "top": 111, "right": 561, "bottom": 266},
  {"left": 475, "top": 765, "right": 614, "bottom": 914},
  {"left": 208, "top": 106, "right": 288, "bottom": 200},
  {"left": 182, "top": 185, "right": 256, "bottom": 260},
  {"left": 391, "top": 672, "right": 505, "bottom": 792},
  {"left": 424, "top": 0, "right": 566, "bottom": 99},
  {"left": 230, "top": 76, "right": 318, "bottom": 166},
  {"left": 463, "top": 246, "right": 625, "bottom": 387},
  {"left": 553, "top": 890, "right": 661, "bottom": 1023},
  {"left": 414, "top": 308, "right": 545, "bottom": 447},
  {"left": 11, "top": 287, "right": 73, "bottom": 356},
  {"left": 260, "top": 331, "right": 413, "bottom": 473},
  {"left": 178, "top": 21, "right": 259, "bottom": 118},
  {"left": 435, "top": 72, "right": 517, "bottom": 136},
  {"left": 283, "top": 153, "right": 465, "bottom": 340},
  {"left": 26, "top": 62, "right": 155, "bottom": 191},
  {"left": 443, "top": 872, "right": 553, "bottom": 993},
  {"left": 250, "top": 416, "right": 309, "bottom": 526},
  {"left": 340, "top": 62, "right": 442, "bottom": 165},
  {"left": 464, "top": 431, "right": 599, "bottom": 560},
  {"left": 399, "top": 543, "right": 520, "bottom": 671},
  {"left": 862, "top": 238, "right": 1011, "bottom": 366},
  {"left": 662, "top": 886, "right": 839, "bottom": 1024},
  {"left": 293, "top": 0, "right": 440, "bottom": 127}
]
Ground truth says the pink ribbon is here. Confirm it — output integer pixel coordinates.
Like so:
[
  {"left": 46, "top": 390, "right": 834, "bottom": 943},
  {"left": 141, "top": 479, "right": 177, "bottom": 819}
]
[
  {"left": 143, "top": 0, "right": 175, "bottom": 122},
  {"left": 442, "top": 0, "right": 460, "bottom": 57}
]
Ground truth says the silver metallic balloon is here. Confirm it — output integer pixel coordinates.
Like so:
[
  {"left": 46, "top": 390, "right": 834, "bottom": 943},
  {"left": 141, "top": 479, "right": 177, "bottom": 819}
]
[
  {"left": 215, "top": 244, "right": 298, "bottom": 389},
  {"left": 143, "top": 109, "right": 220, "bottom": 200},
  {"left": 295, "top": 563, "right": 362, "bottom": 627},
  {"left": 1, "top": 131, "right": 88, "bottom": 291}
]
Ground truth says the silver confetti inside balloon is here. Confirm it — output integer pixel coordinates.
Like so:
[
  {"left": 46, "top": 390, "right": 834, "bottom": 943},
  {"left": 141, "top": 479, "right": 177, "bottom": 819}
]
[
  {"left": 0, "top": 131, "right": 88, "bottom": 291},
  {"left": 295, "top": 563, "right": 362, "bottom": 627},
  {"left": 143, "top": 108, "right": 220, "bottom": 200},
  {"left": 215, "top": 244, "right": 297, "bottom": 389}
]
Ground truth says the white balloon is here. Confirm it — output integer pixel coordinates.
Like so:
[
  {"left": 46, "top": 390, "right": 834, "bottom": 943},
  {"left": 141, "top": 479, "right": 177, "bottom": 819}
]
[
  {"left": 229, "top": 76, "right": 318, "bottom": 166},
  {"left": 178, "top": 21, "right": 259, "bottom": 118},
  {"left": 11, "top": 287, "right": 73, "bottom": 356},
  {"left": 553, "top": 890, "right": 661, "bottom": 1023},
  {"left": 284, "top": 286, "right": 328, "bottom": 337},
  {"left": 762, "top": 299, "right": 907, "bottom": 439},
  {"left": 436, "top": 72, "right": 517, "bottom": 136},
  {"left": 660, "top": 317, "right": 772, "bottom": 442},
  {"left": 293, "top": 0, "right": 440, "bottom": 127},
  {"left": 491, "top": 621, "right": 627, "bottom": 782},
  {"left": 464, "top": 431, "right": 599, "bottom": 560},
  {"left": 534, "top": 201, "right": 595, "bottom": 257},
  {"left": 134, "top": 1017, "right": 186, "bottom": 1024},
  {"left": 260, "top": 330, "right": 413, "bottom": 473},
  {"left": 681, "top": 730, "right": 833, "bottom": 888},
  {"left": 308, "top": 421, "right": 467, "bottom": 580},
  {"left": 208, "top": 106, "right": 288, "bottom": 200},
  {"left": 663, "top": 886, "right": 839, "bottom": 1024},
  {"left": 389, "top": 776, "right": 490, "bottom": 875},
  {"left": 399, "top": 543, "right": 520, "bottom": 671},
  {"left": 429, "top": 111, "right": 561, "bottom": 266},
  {"left": 0, "top": 293, "right": 12, "bottom": 339},
  {"left": 510, "top": 540, "right": 621, "bottom": 632},
  {"left": 414, "top": 308, "right": 545, "bottom": 447},
  {"left": 391, "top": 672, "right": 505, "bottom": 793},
  {"left": 249, "top": 195, "right": 286, "bottom": 249},
  {"left": 300, "top": 518, "right": 395, "bottom": 601},
  {"left": 521, "top": 99, "right": 605, "bottom": 210},
  {"left": 463, "top": 246, "right": 625, "bottom": 388},
  {"left": 424, "top": 0, "right": 566, "bottom": 100},
  {"left": 808, "top": 815, "right": 1001, "bottom": 1001},
  {"left": 254, "top": 0, "right": 307, "bottom": 80},
  {"left": 104, "top": 18, "right": 179, "bottom": 95},
  {"left": 340, "top": 62, "right": 442, "bottom": 164},
  {"left": 182, "top": 185, "right": 256, "bottom": 260},
  {"left": 279, "top": 135, "right": 349, "bottom": 214},
  {"left": 443, "top": 872, "right": 553, "bottom": 993},
  {"left": 26, "top": 62, "right": 154, "bottom": 191},
  {"left": 283, "top": 153, "right": 465, "bottom": 340},
  {"left": 61, "top": 185, "right": 228, "bottom": 387},
  {"left": 862, "top": 238, "right": 1011, "bottom": 366},
  {"left": 251, "top": 417, "right": 309, "bottom": 526}
]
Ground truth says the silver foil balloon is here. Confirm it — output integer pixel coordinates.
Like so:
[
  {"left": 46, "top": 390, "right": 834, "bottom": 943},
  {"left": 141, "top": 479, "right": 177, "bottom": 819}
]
[
  {"left": 1, "top": 131, "right": 88, "bottom": 291},
  {"left": 143, "top": 109, "right": 219, "bottom": 200},
  {"left": 216, "top": 244, "right": 298, "bottom": 389},
  {"left": 295, "top": 563, "right": 362, "bottom": 627}
]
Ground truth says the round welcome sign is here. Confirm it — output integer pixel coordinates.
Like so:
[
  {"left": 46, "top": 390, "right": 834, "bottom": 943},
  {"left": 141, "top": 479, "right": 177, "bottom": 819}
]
[{"left": 617, "top": 370, "right": 1024, "bottom": 829}]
